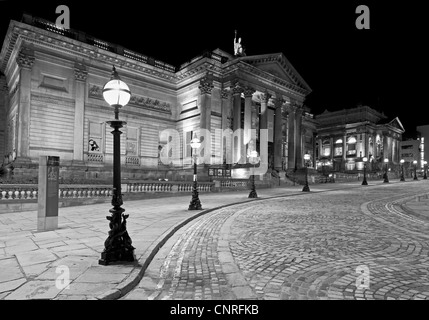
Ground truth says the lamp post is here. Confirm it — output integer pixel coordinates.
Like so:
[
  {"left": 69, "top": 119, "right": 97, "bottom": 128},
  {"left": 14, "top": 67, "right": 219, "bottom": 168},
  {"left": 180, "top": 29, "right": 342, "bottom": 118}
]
[
  {"left": 413, "top": 160, "right": 418, "bottom": 180},
  {"left": 302, "top": 153, "right": 311, "bottom": 192},
  {"left": 424, "top": 161, "right": 427, "bottom": 179},
  {"left": 383, "top": 158, "right": 389, "bottom": 183},
  {"left": 362, "top": 157, "right": 368, "bottom": 185},
  {"left": 400, "top": 159, "right": 405, "bottom": 181},
  {"left": 99, "top": 66, "right": 135, "bottom": 265},
  {"left": 248, "top": 150, "right": 259, "bottom": 198},
  {"left": 188, "top": 133, "right": 202, "bottom": 210}
]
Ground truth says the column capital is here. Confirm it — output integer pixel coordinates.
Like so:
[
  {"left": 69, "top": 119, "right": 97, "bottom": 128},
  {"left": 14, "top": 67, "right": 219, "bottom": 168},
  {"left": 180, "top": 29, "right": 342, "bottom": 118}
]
[
  {"left": 74, "top": 63, "right": 88, "bottom": 82},
  {"left": 231, "top": 82, "right": 244, "bottom": 96},
  {"left": 259, "top": 91, "right": 271, "bottom": 103},
  {"left": 221, "top": 88, "right": 230, "bottom": 99},
  {"left": 286, "top": 104, "right": 297, "bottom": 114},
  {"left": 243, "top": 86, "right": 255, "bottom": 98},
  {"left": 16, "top": 46, "right": 35, "bottom": 70},
  {"left": 199, "top": 76, "right": 214, "bottom": 95},
  {"left": 273, "top": 96, "right": 285, "bottom": 109}
]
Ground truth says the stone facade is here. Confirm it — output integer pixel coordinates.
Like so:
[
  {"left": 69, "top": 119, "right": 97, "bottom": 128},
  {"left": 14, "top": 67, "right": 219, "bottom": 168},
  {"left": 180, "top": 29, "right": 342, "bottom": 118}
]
[
  {"left": 315, "top": 106, "right": 405, "bottom": 172},
  {"left": 0, "top": 14, "right": 313, "bottom": 183}
]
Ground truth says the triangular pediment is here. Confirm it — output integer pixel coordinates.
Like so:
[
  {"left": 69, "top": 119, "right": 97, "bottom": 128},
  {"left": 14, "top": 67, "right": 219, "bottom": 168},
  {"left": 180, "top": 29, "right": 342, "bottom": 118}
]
[
  {"left": 240, "top": 53, "right": 312, "bottom": 93},
  {"left": 387, "top": 117, "right": 405, "bottom": 132}
]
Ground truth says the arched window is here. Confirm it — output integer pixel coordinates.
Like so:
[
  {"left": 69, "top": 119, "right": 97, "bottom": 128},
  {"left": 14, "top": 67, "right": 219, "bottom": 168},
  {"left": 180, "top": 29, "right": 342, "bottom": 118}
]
[
  {"left": 322, "top": 140, "right": 331, "bottom": 157},
  {"left": 334, "top": 139, "right": 343, "bottom": 157},
  {"left": 347, "top": 136, "right": 357, "bottom": 156}
]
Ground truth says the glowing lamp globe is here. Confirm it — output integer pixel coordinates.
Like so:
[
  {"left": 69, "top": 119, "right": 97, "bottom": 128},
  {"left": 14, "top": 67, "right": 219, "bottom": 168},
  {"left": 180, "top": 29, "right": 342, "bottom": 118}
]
[
  {"left": 384, "top": 158, "right": 388, "bottom": 163},
  {"left": 400, "top": 159, "right": 404, "bottom": 164},
  {"left": 304, "top": 154, "right": 310, "bottom": 161},
  {"left": 250, "top": 150, "right": 259, "bottom": 158},
  {"left": 413, "top": 160, "right": 417, "bottom": 165},
  {"left": 190, "top": 133, "right": 201, "bottom": 149},
  {"left": 102, "top": 67, "right": 131, "bottom": 107},
  {"left": 363, "top": 157, "right": 368, "bottom": 162}
]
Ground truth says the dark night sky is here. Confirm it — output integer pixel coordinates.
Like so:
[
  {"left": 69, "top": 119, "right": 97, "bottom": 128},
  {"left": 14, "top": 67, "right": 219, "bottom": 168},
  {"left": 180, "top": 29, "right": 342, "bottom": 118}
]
[{"left": 0, "top": 1, "right": 427, "bottom": 135}]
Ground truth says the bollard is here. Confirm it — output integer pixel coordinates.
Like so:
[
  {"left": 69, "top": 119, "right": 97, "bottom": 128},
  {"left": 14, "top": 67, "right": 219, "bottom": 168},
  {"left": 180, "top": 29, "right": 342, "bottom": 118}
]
[{"left": 37, "top": 156, "right": 59, "bottom": 231}]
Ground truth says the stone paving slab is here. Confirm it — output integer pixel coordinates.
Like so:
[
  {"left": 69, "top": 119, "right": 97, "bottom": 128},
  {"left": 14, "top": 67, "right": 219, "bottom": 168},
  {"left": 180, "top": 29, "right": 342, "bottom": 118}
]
[{"left": 1, "top": 179, "right": 428, "bottom": 300}]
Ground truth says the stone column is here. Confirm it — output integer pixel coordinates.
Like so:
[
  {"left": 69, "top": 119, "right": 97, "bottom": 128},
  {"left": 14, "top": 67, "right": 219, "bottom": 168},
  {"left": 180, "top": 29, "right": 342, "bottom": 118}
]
[
  {"left": 273, "top": 97, "right": 284, "bottom": 171},
  {"left": 220, "top": 88, "right": 230, "bottom": 164},
  {"left": 15, "top": 45, "right": 35, "bottom": 160},
  {"left": 343, "top": 133, "right": 347, "bottom": 171},
  {"left": 287, "top": 105, "right": 296, "bottom": 169},
  {"left": 221, "top": 88, "right": 230, "bottom": 131},
  {"left": 232, "top": 83, "right": 243, "bottom": 164},
  {"left": 199, "top": 75, "right": 214, "bottom": 132},
  {"left": 295, "top": 107, "right": 303, "bottom": 168},
  {"left": 199, "top": 75, "right": 214, "bottom": 164},
  {"left": 243, "top": 87, "right": 255, "bottom": 145},
  {"left": 73, "top": 62, "right": 87, "bottom": 162},
  {"left": 260, "top": 91, "right": 270, "bottom": 131},
  {"left": 0, "top": 80, "right": 7, "bottom": 161}
]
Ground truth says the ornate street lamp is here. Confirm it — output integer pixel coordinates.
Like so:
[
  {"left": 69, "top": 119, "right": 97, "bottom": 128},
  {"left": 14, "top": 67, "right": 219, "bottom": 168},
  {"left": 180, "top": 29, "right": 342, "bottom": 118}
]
[
  {"left": 248, "top": 150, "right": 259, "bottom": 198},
  {"left": 362, "top": 157, "right": 368, "bottom": 185},
  {"left": 302, "top": 153, "right": 311, "bottom": 192},
  {"left": 189, "top": 133, "right": 202, "bottom": 210},
  {"left": 413, "top": 160, "right": 418, "bottom": 180},
  {"left": 99, "top": 66, "right": 135, "bottom": 265},
  {"left": 383, "top": 158, "right": 389, "bottom": 183},
  {"left": 400, "top": 159, "right": 405, "bottom": 181},
  {"left": 424, "top": 160, "right": 427, "bottom": 179}
]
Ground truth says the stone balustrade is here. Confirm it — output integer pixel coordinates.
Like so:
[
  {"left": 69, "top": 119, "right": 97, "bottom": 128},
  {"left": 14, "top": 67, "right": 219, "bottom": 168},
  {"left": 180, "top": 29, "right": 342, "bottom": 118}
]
[
  {"left": 0, "top": 184, "right": 113, "bottom": 200},
  {"left": 0, "top": 181, "right": 216, "bottom": 201},
  {"left": 126, "top": 181, "right": 213, "bottom": 193},
  {"left": 220, "top": 179, "right": 249, "bottom": 188}
]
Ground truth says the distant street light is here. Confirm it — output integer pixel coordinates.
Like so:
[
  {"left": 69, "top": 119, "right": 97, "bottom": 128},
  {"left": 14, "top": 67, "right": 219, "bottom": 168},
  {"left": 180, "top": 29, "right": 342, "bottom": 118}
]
[
  {"left": 302, "top": 153, "right": 311, "bottom": 192},
  {"left": 400, "top": 159, "right": 405, "bottom": 182},
  {"left": 383, "top": 158, "right": 389, "bottom": 183},
  {"left": 362, "top": 157, "right": 368, "bottom": 185},
  {"left": 413, "top": 160, "right": 418, "bottom": 181},
  {"left": 189, "top": 133, "right": 202, "bottom": 210},
  {"left": 248, "top": 150, "right": 260, "bottom": 198}
]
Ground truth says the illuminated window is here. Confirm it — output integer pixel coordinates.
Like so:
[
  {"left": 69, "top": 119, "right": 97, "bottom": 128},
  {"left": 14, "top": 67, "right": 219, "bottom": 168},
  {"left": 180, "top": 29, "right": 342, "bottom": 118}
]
[
  {"left": 347, "top": 136, "right": 357, "bottom": 156},
  {"left": 322, "top": 140, "right": 331, "bottom": 157},
  {"left": 334, "top": 139, "right": 343, "bottom": 157}
]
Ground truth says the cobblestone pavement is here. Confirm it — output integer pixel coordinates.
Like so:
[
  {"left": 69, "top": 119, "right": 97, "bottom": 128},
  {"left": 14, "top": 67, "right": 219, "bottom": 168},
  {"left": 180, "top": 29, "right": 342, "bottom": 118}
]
[{"left": 122, "top": 181, "right": 429, "bottom": 300}]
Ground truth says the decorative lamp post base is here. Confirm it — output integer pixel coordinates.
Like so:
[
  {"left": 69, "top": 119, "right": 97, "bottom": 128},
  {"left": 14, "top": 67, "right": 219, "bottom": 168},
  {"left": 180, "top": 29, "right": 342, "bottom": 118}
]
[
  {"left": 414, "top": 176, "right": 418, "bottom": 181},
  {"left": 99, "top": 207, "right": 136, "bottom": 265},
  {"left": 400, "top": 176, "right": 405, "bottom": 182},
  {"left": 248, "top": 189, "right": 258, "bottom": 198},
  {"left": 188, "top": 181, "right": 202, "bottom": 210},
  {"left": 362, "top": 180, "right": 368, "bottom": 185},
  {"left": 302, "top": 184, "right": 310, "bottom": 192},
  {"left": 383, "top": 173, "right": 389, "bottom": 183}
]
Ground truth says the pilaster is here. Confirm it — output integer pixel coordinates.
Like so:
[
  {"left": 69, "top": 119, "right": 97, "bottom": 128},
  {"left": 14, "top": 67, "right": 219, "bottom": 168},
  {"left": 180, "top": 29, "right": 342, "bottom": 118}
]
[
  {"left": 73, "top": 61, "right": 87, "bottom": 162},
  {"left": 15, "top": 45, "right": 35, "bottom": 160}
]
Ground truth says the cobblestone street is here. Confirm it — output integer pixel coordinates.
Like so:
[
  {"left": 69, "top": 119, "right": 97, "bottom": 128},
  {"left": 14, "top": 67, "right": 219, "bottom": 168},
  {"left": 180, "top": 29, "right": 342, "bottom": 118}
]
[{"left": 122, "top": 181, "right": 429, "bottom": 300}]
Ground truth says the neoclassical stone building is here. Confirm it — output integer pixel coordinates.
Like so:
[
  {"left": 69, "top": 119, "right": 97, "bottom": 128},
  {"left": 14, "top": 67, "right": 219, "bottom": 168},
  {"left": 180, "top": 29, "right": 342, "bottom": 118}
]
[
  {"left": 0, "top": 14, "right": 315, "bottom": 182},
  {"left": 315, "top": 106, "right": 405, "bottom": 172}
]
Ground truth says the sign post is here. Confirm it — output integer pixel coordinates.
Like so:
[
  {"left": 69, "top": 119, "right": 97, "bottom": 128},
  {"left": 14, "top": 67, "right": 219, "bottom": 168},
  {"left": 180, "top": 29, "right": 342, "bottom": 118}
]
[{"left": 38, "top": 156, "right": 59, "bottom": 231}]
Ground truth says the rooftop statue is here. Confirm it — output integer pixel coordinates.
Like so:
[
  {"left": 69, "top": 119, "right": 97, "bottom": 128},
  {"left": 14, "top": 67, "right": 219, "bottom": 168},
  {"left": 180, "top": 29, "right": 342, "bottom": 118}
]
[{"left": 234, "top": 30, "right": 246, "bottom": 57}]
